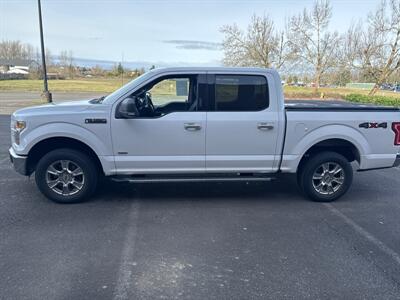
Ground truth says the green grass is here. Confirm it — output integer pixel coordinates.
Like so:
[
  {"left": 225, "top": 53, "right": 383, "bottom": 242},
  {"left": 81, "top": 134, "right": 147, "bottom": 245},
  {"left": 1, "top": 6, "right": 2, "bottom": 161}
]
[
  {"left": 344, "top": 94, "right": 400, "bottom": 107},
  {"left": 0, "top": 78, "right": 125, "bottom": 93},
  {"left": 284, "top": 86, "right": 400, "bottom": 99}
]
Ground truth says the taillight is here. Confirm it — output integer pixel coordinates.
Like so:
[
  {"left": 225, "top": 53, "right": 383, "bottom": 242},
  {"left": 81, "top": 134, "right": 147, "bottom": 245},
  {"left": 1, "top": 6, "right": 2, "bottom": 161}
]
[{"left": 393, "top": 122, "right": 400, "bottom": 145}]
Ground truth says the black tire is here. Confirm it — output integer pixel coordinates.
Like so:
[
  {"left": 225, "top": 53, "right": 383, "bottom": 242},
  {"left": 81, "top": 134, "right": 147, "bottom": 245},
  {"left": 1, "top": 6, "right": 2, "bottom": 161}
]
[
  {"left": 35, "top": 149, "right": 98, "bottom": 203},
  {"left": 298, "top": 151, "right": 353, "bottom": 202}
]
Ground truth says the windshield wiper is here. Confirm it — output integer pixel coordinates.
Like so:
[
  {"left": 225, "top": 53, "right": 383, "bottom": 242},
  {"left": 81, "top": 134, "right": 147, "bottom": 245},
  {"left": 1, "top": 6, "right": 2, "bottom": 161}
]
[{"left": 90, "top": 95, "right": 106, "bottom": 104}]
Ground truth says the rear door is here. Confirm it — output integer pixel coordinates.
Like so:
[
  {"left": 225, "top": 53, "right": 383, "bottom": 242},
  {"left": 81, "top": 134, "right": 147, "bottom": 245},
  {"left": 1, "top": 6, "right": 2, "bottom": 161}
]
[{"left": 205, "top": 73, "right": 280, "bottom": 173}]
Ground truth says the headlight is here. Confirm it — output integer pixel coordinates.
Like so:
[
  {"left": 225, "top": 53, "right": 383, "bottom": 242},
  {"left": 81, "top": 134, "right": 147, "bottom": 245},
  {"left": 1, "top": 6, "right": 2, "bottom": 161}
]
[
  {"left": 15, "top": 121, "right": 26, "bottom": 131},
  {"left": 11, "top": 120, "right": 26, "bottom": 145}
]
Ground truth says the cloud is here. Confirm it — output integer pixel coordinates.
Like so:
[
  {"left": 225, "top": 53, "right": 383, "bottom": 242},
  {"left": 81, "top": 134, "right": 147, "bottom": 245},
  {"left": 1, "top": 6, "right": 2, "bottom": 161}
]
[
  {"left": 88, "top": 36, "right": 103, "bottom": 40},
  {"left": 163, "top": 40, "right": 221, "bottom": 51}
]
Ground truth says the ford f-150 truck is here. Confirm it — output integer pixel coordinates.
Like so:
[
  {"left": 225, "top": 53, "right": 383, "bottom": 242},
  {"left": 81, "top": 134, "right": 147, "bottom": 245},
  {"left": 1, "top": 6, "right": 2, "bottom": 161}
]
[{"left": 9, "top": 67, "right": 400, "bottom": 203}]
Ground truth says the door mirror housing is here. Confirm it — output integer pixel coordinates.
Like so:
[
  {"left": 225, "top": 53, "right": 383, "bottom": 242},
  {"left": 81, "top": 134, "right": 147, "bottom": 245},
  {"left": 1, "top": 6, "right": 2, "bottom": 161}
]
[{"left": 117, "top": 97, "right": 139, "bottom": 118}]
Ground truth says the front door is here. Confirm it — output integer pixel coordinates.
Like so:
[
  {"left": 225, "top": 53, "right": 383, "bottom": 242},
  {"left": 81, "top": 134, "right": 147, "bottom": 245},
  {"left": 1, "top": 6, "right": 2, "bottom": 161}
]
[
  {"left": 111, "top": 74, "right": 207, "bottom": 174},
  {"left": 206, "top": 74, "right": 280, "bottom": 173}
]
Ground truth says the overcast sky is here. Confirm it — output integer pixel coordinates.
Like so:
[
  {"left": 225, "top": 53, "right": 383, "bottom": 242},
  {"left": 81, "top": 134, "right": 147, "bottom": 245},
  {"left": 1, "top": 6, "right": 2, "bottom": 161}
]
[{"left": 1, "top": 0, "right": 381, "bottom": 65}]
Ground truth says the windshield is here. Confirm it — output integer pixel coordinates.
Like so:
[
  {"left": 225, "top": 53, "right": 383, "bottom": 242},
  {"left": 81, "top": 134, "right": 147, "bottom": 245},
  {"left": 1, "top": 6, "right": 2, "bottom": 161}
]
[{"left": 102, "top": 70, "right": 157, "bottom": 104}]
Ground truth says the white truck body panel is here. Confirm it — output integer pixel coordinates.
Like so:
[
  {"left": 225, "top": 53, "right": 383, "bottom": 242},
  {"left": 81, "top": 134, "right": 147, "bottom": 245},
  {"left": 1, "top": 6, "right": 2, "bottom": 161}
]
[
  {"left": 283, "top": 110, "right": 400, "bottom": 172},
  {"left": 111, "top": 111, "right": 207, "bottom": 174},
  {"left": 206, "top": 110, "right": 280, "bottom": 172}
]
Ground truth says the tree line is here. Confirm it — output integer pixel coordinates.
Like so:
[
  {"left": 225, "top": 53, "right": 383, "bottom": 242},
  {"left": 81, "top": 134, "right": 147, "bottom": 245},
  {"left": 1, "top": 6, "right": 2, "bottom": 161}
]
[
  {"left": 221, "top": 0, "right": 400, "bottom": 95},
  {"left": 0, "top": 40, "right": 146, "bottom": 79}
]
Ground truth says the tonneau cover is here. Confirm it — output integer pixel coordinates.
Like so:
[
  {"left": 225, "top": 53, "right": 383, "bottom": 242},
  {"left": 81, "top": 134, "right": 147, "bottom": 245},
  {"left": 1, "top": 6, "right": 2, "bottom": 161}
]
[{"left": 285, "top": 100, "right": 400, "bottom": 111}]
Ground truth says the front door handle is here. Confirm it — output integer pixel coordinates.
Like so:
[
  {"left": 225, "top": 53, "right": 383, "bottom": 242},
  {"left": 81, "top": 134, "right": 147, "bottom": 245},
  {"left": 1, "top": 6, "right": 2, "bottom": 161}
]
[
  {"left": 257, "top": 122, "right": 274, "bottom": 130},
  {"left": 184, "top": 123, "right": 202, "bottom": 131}
]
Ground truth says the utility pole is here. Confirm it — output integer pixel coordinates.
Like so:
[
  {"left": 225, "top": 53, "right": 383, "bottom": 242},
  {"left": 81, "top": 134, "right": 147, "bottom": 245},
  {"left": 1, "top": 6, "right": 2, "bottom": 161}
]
[{"left": 37, "top": 0, "right": 52, "bottom": 102}]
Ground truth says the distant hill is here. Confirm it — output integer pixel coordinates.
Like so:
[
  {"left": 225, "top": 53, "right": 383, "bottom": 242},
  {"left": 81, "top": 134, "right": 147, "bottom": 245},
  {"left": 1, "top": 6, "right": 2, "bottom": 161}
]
[{"left": 53, "top": 56, "right": 221, "bottom": 70}]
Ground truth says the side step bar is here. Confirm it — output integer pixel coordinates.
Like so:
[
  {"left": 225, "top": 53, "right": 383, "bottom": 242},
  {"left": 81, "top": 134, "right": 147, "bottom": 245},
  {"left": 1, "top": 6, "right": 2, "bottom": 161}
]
[{"left": 110, "top": 174, "right": 275, "bottom": 183}]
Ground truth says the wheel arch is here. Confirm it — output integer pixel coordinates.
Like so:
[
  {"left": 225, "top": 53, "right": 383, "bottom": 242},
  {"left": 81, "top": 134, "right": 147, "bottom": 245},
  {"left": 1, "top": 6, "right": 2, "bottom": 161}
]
[
  {"left": 26, "top": 137, "right": 104, "bottom": 176},
  {"left": 297, "top": 138, "right": 361, "bottom": 173}
]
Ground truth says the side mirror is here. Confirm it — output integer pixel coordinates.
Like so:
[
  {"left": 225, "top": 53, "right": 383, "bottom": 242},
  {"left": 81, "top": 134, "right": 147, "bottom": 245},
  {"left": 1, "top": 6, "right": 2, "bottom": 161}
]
[{"left": 117, "top": 97, "right": 139, "bottom": 118}]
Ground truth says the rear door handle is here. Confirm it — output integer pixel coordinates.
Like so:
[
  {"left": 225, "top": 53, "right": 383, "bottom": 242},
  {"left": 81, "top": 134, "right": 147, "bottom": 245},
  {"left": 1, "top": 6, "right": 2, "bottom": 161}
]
[
  {"left": 257, "top": 123, "right": 274, "bottom": 130},
  {"left": 184, "top": 123, "right": 202, "bottom": 131}
]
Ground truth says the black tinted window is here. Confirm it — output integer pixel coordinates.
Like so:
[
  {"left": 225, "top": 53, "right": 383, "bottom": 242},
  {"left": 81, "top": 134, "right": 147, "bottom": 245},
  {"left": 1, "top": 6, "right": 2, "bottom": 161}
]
[{"left": 215, "top": 75, "right": 269, "bottom": 111}]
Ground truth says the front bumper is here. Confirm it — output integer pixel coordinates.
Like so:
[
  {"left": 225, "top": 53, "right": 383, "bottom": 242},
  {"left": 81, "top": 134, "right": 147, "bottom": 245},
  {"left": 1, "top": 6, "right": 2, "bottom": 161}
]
[
  {"left": 9, "top": 147, "right": 29, "bottom": 176},
  {"left": 394, "top": 154, "right": 400, "bottom": 167}
]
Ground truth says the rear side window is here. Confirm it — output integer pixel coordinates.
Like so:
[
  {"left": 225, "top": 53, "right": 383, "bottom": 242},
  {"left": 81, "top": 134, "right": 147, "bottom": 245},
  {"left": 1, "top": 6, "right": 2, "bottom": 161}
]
[{"left": 214, "top": 75, "right": 269, "bottom": 111}]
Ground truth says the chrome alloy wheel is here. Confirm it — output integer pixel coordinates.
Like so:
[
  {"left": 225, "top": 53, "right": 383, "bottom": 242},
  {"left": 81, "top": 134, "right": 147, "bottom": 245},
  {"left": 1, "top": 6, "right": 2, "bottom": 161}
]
[
  {"left": 312, "top": 162, "right": 345, "bottom": 195},
  {"left": 46, "top": 160, "right": 85, "bottom": 196}
]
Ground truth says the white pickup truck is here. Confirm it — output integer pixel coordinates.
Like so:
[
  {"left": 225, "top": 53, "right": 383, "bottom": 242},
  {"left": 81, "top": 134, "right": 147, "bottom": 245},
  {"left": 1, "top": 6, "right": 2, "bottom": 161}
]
[{"left": 9, "top": 67, "right": 400, "bottom": 203}]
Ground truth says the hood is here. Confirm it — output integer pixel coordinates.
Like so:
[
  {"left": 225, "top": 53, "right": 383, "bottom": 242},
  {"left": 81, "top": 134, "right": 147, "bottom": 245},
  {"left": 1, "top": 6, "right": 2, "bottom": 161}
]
[{"left": 13, "top": 99, "right": 94, "bottom": 118}]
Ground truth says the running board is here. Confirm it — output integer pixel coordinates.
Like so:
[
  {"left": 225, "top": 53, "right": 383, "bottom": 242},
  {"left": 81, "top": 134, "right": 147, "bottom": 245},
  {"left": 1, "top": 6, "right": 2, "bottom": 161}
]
[{"left": 110, "top": 174, "right": 275, "bottom": 183}]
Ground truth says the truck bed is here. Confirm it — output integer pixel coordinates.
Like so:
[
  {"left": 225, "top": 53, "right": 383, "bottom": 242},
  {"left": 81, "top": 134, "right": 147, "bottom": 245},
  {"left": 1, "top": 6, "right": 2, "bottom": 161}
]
[
  {"left": 285, "top": 100, "right": 400, "bottom": 111},
  {"left": 281, "top": 100, "right": 400, "bottom": 172}
]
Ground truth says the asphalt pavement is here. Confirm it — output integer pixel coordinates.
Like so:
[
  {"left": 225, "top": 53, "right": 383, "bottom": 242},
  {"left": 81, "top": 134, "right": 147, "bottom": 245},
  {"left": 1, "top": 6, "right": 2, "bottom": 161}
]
[{"left": 1, "top": 114, "right": 400, "bottom": 299}]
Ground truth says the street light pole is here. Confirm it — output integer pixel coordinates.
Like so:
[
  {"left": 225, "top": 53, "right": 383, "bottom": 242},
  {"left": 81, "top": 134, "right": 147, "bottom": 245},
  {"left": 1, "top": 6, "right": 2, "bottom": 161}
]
[{"left": 37, "top": 0, "right": 52, "bottom": 102}]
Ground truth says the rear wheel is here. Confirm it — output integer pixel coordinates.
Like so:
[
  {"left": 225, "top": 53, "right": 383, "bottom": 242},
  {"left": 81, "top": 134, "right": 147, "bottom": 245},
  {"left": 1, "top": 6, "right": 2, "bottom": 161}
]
[
  {"left": 298, "top": 151, "right": 353, "bottom": 202},
  {"left": 35, "top": 149, "right": 98, "bottom": 203}
]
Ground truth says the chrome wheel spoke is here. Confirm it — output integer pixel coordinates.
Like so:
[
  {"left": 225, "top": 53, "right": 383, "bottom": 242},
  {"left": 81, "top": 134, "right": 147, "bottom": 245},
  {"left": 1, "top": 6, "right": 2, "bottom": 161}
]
[
  {"left": 47, "top": 165, "right": 61, "bottom": 175},
  {"left": 62, "top": 183, "right": 70, "bottom": 195},
  {"left": 313, "top": 174, "right": 323, "bottom": 180},
  {"left": 71, "top": 180, "right": 83, "bottom": 190},
  {"left": 47, "top": 179, "right": 61, "bottom": 189},
  {"left": 61, "top": 160, "right": 69, "bottom": 171},
  {"left": 315, "top": 182, "right": 324, "bottom": 192},
  {"left": 332, "top": 177, "right": 344, "bottom": 185},
  {"left": 331, "top": 165, "right": 342, "bottom": 175},
  {"left": 71, "top": 167, "right": 83, "bottom": 177}
]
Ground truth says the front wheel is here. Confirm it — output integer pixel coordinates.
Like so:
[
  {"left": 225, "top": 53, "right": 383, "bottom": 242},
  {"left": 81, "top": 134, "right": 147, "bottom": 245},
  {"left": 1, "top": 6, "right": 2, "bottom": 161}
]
[
  {"left": 298, "top": 151, "right": 353, "bottom": 202},
  {"left": 35, "top": 149, "right": 98, "bottom": 203}
]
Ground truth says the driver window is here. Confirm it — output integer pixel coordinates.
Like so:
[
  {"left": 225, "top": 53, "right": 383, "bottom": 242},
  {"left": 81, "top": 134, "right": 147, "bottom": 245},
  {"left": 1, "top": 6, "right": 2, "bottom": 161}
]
[
  {"left": 150, "top": 78, "right": 189, "bottom": 106},
  {"left": 132, "top": 75, "right": 199, "bottom": 118}
]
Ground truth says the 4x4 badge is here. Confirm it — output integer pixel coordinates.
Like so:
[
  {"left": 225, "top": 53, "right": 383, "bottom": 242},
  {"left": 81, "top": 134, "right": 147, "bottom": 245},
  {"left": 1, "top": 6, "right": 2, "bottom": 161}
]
[{"left": 359, "top": 122, "right": 387, "bottom": 129}]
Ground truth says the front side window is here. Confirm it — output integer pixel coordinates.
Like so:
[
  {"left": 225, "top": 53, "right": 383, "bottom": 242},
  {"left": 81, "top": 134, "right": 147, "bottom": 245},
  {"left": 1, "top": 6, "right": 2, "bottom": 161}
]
[
  {"left": 214, "top": 75, "right": 269, "bottom": 111},
  {"left": 150, "top": 78, "right": 190, "bottom": 106},
  {"left": 131, "top": 75, "right": 200, "bottom": 117}
]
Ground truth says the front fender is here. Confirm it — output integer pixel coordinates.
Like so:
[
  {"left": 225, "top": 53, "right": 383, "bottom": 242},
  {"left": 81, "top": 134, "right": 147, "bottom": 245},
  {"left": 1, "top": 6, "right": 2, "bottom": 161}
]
[{"left": 15, "top": 122, "right": 111, "bottom": 156}]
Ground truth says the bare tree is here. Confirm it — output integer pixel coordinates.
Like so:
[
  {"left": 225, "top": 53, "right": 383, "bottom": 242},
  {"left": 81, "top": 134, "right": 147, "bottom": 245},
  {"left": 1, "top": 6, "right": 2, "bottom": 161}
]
[
  {"left": 91, "top": 65, "right": 106, "bottom": 77},
  {"left": 0, "top": 40, "right": 35, "bottom": 60},
  {"left": 344, "top": 0, "right": 400, "bottom": 95},
  {"left": 287, "top": 0, "right": 340, "bottom": 89},
  {"left": 220, "top": 15, "right": 289, "bottom": 69},
  {"left": 59, "top": 50, "right": 69, "bottom": 67},
  {"left": 59, "top": 50, "right": 75, "bottom": 78}
]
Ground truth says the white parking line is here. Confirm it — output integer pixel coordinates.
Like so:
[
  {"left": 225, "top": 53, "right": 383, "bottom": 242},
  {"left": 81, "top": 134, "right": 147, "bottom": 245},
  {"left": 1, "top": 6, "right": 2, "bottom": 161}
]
[
  {"left": 113, "top": 200, "right": 140, "bottom": 300},
  {"left": 324, "top": 203, "right": 400, "bottom": 266}
]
